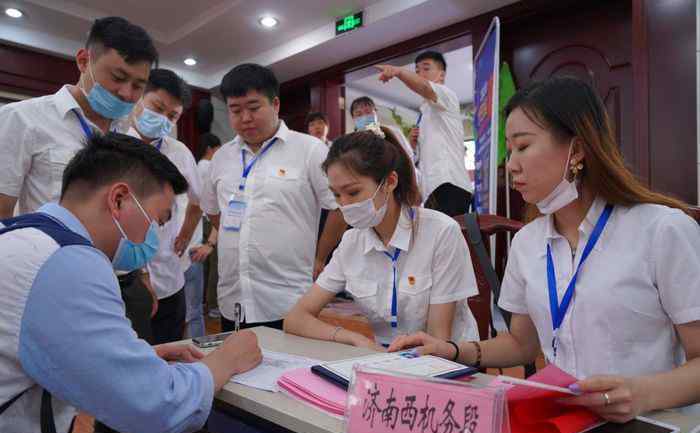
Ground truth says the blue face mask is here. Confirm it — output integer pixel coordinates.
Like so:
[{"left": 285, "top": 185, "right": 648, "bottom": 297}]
[
  {"left": 354, "top": 113, "right": 378, "bottom": 131},
  {"left": 82, "top": 62, "right": 135, "bottom": 120},
  {"left": 111, "top": 193, "right": 160, "bottom": 272},
  {"left": 136, "top": 106, "right": 174, "bottom": 139}
]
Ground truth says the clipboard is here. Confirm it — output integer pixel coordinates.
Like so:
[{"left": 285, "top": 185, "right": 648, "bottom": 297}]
[{"left": 311, "top": 351, "right": 478, "bottom": 389}]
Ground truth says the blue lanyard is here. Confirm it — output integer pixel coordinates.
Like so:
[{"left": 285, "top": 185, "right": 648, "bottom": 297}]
[
  {"left": 415, "top": 113, "right": 423, "bottom": 126},
  {"left": 72, "top": 109, "right": 93, "bottom": 139},
  {"left": 547, "top": 204, "right": 613, "bottom": 358},
  {"left": 383, "top": 248, "right": 401, "bottom": 329},
  {"left": 155, "top": 138, "right": 163, "bottom": 151},
  {"left": 382, "top": 207, "right": 415, "bottom": 330},
  {"left": 239, "top": 137, "right": 278, "bottom": 191}
]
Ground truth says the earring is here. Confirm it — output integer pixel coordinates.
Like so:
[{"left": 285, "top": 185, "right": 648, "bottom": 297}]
[{"left": 570, "top": 160, "right": 584, "bottom": 176}]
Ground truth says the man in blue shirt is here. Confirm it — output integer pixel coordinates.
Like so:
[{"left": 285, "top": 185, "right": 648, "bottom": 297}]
[{"left": 0, "top": 132, "right": 261, "bottom": 433}]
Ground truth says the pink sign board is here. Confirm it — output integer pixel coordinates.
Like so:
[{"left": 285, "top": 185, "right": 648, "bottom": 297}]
[{"left": 346, "top": 369, "right": 507, "bottom": 433}]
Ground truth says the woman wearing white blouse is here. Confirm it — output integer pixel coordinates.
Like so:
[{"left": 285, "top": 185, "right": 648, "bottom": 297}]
[
  {"left": 389, "top": 76, "right": 700, "bottom": 422},
  {"left": 283, "top": 125, "right": 479, "bottom": 351}
]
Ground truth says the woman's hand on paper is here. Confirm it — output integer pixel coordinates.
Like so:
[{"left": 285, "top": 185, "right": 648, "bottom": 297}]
[
  {"left": 558, "top": 375, "right": 649, "bottom": 423},
  {"left": 386, "top": 332, "right": 455, "bottom": 360}
]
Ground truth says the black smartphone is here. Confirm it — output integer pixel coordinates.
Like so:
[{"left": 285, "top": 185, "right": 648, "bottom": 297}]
[{"left": 192, "top": 332, "right": 233, "bottom": 348}]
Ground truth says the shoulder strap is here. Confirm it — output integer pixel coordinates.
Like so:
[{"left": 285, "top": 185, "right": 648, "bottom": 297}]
[
  {"left": 463, "top": 213, "right": 511, "bottom": 336},
  {"left": 0, "top": 212, "right": 89, "bottom": 433},
  {"left": 0, "top": 213, "right": 91, "bottom": 247}
]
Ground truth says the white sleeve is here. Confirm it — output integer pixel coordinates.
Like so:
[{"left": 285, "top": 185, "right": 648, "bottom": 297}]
[
  {"left": 315, "top": 232, "right": 351, "bottom": 294},
  {"left": 497, "top": 233, "right": 529, "bottom": 315},
  {"left": 652, "top": 210, "right": 700, "bottom": 324},
  {"left": 200, "top": 157, "right": 220, "bottom": 216},
  {"left": 308, "top": 141, "right": 338, "bottom": 210},
  {"left": 180, "top": 148, "right": 201, "bottom": 206},
  {"left": 428, "top": 82, "right": 460, "bottom": 114},
  {"left": 0, "top": 105, "right": 33, "bottom": 198},
  {"left": 429, "top": 218, "right": 478, "bottom": 304}
]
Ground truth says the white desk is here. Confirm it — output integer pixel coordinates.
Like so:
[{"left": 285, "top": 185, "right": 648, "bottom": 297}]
[{"left": 212, "top": 327, "right": 700, "bottom": 433}]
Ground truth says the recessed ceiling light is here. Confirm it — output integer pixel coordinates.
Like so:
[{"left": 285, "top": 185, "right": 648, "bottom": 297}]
[
  {"left": 5, "top": 8, "right": 23, "bottom": 18},
  {"left": 259, "top": 16, "right": 278, "bottom": 28},
  {"left": 184, "top": 58, "right": 197, "bottom": 66}
]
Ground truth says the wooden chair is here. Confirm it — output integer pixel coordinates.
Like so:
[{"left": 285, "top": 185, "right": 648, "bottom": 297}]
[{"left": 454, "top": 213, "right": 524, "bottom": 340}]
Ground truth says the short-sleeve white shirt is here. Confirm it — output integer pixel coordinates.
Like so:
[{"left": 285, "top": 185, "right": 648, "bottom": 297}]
[
  {"left": 316, "top": 206, "right": 480, "bottom": 345},
  {"left": 127, "top": 128, "right": 202, "bottom": 299},
  {"left": 418, "top": 82, "right": 472, "bottom": 199},
  {"left": 499, "top": 197, "right": 700, "bottom": 379},
  {"left": 200, "top": 121, "right": 337, "bottom": 323},
  {"left": 0, "top": 85, "right": 130, "bottom": 214}
]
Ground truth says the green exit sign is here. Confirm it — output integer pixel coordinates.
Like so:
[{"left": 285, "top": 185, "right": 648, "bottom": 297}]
[{"left": 335, "top": 12, "right": 363, "bottom": 36}]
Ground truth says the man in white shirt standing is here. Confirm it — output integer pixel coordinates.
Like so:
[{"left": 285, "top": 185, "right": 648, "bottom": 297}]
[
  {"left": 0, "top": 16, "right": 157, "bottom": 219},
  {"left": 127, "top": 69, "right": 203, "bottom": 345},
  {"left": 376, "top": 51, "right": 472, "bottom": 216},
  {"left": 201, "top": 63, "right": 346, "bottom": 332}
]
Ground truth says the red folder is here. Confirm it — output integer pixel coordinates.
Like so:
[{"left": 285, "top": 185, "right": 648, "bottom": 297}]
[{"left": 501, "top": 365, "right": 602, "bottom": 433}]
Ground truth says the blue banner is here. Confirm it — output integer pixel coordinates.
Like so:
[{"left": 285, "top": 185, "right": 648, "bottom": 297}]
[{"left": 473, "top": 17, "right": 500, "bottom": 214}]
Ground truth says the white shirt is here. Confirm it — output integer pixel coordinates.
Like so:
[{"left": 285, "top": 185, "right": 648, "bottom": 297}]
[
  {"left": 499, "top": 197, "right": 700, "bottom": 379},
  {"left": 385, "top": 125, "right": 423, "bottom": 199},
  {"left": 0, "top": 85, "right": 130, "bottom": 215},
  {"left": 127, "top": 128, "right": 202, "bottom": 299},
  {"left": 316, "top": 206, "right": 480, "bottom": 345},
  {"left": 201, "top": 121, "right": 337, "bottom": 323},
  {"left": 418, "top": 82, "right": 472, "bottom": 199}
]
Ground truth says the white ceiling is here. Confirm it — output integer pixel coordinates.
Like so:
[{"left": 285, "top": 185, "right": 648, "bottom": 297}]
[
  {"left": 348, "top": 45, "right": 474, "bottom": 110},
  {"left": 0, "top": 0, "right": 518, "bottom": 89}
]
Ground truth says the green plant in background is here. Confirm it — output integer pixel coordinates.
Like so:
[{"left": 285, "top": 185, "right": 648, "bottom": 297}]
[{"left": 388, "top": 107, "right": 414, "bottom": 138}]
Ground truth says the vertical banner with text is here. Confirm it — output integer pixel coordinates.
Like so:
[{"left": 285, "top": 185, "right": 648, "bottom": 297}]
[{"left": 473, "top": 17, "right": 501, "bottom": 215}]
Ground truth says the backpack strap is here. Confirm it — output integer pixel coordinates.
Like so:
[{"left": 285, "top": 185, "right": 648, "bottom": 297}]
[{"left": 0, "top": 212, "right": 92, "bottom": 433}]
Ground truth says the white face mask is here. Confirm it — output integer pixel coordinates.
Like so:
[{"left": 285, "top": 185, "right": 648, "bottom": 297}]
[
  {"left": 536, "top": 142, "right": 579, "bottom": 214},
  {"left": 340, "top": 180, "right": 389, "bottom": 228}
]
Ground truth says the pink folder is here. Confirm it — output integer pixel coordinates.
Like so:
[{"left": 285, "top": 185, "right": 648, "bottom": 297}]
[{"left": 277, "top": 367, "right": 347, "bottom": 416}]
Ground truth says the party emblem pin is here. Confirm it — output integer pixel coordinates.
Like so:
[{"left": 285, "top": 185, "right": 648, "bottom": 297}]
[{"left": 408, "top": 276, "right": 415, "bottom": 285}]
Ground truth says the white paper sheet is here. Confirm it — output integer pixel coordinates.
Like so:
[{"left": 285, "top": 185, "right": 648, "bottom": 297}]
[{"left": 229, "top": 350, "right": 320, "bottom": 392}]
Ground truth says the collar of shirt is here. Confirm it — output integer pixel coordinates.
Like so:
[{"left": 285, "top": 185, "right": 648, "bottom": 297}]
[
  {"left": 541, "top": 195, "right": 610, "bottom": 257},
  {"left": 362, "top": 205, "right": 413, "bottom": 254},
  {"left": 37, "top": 202, "right": 94, "bottom": 243},
  {"left": 54, "top": 85, "right": 130, "bottom": 132},
  {"left": 234, "top": 120, "right": 290, "bottom": 155}
]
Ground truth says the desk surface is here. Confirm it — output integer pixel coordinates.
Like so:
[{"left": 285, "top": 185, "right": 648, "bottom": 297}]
[{"left": 214, "top": 327, "right": 700, "bottom": 433}]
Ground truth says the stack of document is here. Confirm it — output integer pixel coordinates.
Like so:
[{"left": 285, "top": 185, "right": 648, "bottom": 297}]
[
  {"left": 230, "top": 350, "right": 319, "bottom": 392},
  {"left": 277, "top": 367, "right": 347, "bottom": 417}
]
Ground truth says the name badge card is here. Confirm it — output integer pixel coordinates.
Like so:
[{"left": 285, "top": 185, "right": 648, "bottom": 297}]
[
  {"left": 222, "top": 193, "right": 246, "bottom": 232},
  {"left": 345, "top": 367, "right": 509, "bottom": 433}
]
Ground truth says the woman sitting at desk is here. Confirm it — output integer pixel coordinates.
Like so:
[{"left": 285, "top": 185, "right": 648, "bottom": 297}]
[
  {"left": 389, "top": 76, "right": 700, "bottom": 422},
  {"left": 283, "top": 125, "right": 479, "bottom": 351}
]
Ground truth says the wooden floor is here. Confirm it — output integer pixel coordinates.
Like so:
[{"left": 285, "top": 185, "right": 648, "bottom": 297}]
[{"left": 72, "top": 311, "right": 544, "bottom": 433}]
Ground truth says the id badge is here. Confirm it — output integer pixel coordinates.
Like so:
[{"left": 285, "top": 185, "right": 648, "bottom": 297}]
[{"left": 222, "top": 193, "right": 246, "bottom": 232}]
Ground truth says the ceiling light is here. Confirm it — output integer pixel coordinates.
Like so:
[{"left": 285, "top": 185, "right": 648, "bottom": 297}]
[
  {"left": 259, "top": 16, "right": 278, "bottom": 28},
  {"left": 184, "top": 58, "right": 197, "bottom": 66},
  {"left": 5, "top": 8, "right": 23, "bottom": 18}
]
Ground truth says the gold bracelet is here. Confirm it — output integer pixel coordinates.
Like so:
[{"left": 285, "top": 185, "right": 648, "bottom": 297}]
[{"left": 330, "top": 326, "right": 343, "bottom": 342}]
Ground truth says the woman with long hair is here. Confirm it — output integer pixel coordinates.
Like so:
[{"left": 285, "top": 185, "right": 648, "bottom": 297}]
[
  {"left": 389, "top": 76, "right": 700, "bottom": 422},
  {"left": 284, "top": 125, "right": 479, "bottom": 350}
]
